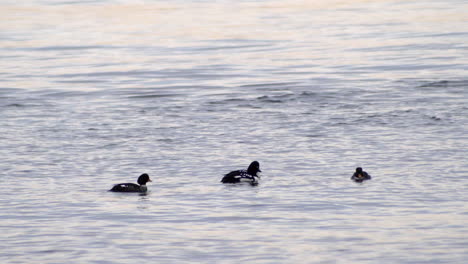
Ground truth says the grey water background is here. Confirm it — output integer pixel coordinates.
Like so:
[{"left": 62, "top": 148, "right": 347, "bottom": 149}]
[{"left": 1, "top": 0, "right": 467, "bottom": 263}]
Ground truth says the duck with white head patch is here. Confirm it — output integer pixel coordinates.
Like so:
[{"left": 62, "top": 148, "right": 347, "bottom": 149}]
[
  {"left": 221, "top": 161, "right": 261, "bottom": 184},
  {"left": 110, "top": 173, "right": 152, "bottom": 192}
]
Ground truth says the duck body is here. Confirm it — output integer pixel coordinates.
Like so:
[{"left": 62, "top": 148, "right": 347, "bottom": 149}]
[
  {"left": 351, "top": 167, "right": 371, "bottom": 182},
  {"left": 221, "top": 161, "right": 261, "bottom": 184},
  {"left": 110, "top": 183, "right": 148, "bottom": 192},
  {"left": 221, "top": 169, "right": 259, "bottom": 183},
  {"left": 110, "top": 173, "right": 152, "bottom": 193}
]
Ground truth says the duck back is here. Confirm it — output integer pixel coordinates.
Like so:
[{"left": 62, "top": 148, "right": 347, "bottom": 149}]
[{"left": 110, "top": 183, "right": 145, "bottom": 192}]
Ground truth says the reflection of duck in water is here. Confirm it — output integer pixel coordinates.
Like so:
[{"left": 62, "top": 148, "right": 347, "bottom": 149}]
[
  {"left": 351, "top": 167, "right": 371, "bottom": 182},
  {"left": 221, "top": 161, "right": 261, "bottom": 184},
  {"left": 109, "top": 173, "right": 152, "bottom": 192}
]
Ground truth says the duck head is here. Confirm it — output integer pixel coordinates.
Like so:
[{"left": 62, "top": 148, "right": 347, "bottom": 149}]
[
  {"left": 247, "top": 161, "right": 261, "bottom": 177},
  {"left": 355, "top": 167, "right": 364, "bottom": 178},
  {"left": 137, "top": 173, "right": 152, "bottom": 185}
]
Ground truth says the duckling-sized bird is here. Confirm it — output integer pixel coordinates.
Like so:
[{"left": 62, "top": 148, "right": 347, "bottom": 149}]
[
  {"left": 221, "top": 161, "right": 261, "bottom": 184},
  {"left": 351, "top": 167, "right": 371, "bottom": 182},
  {"left": 110, "top": 173, "right": 152, "bottom": 192}
]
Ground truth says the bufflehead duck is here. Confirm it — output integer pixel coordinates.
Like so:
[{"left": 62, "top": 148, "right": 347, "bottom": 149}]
[
  {"left": 221, "top": 161, "right": 261, "bottom": 184},
  {"left": 351, "top": 167, "right": 371, "bottom": 182},
  {"left": 110, "top": 173, "right": 152, "bottom": 192}
]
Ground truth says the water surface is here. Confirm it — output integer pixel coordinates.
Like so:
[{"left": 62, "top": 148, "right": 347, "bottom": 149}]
[{"left": 1, "top": 0, "right": 467, "bottom": 263}]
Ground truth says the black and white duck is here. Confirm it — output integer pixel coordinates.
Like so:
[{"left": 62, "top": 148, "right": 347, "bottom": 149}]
[
  {"left": 221, "top": 161, "right": 261, "bottom": 184},
  {"left": 109, "top": 173, "right": 152, "bottom": 192}
]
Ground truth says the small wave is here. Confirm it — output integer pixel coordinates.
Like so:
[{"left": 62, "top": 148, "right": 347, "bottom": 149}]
[
  {"left": 299, "top": 91, "right": 339, "bottom": 99},
  {"left": 207, "top": 90, "right": 334, "bottom": 108},
  {"left": 192, "top": 43, "right": 272, "bottom": 52},
  {"left": 208, "top": 98, "right": 249, "bottom": 105},
  {"left": 55, "top": 70, "right": 162, "bottom": 78},
  {"left": 128, "top": 93, "right": 180, "bottom": 99},
  {"left": 257, "top": 94, "right": 293, "bottom": 103},
  {"left": 55, "top": 79, "right": 106, "bottom": 84},
  {"left": 34, "top": 249, "right": 75, "bottom": 254},
  {"left": 420, "top": 80, "right": 450, "bottom": 88},
  {"left": 1, "top": 101, "right": 46, "bottom": 108},
  {"left": 4, "top": 103, "right": 24, "bottom": 107},
  {"left": 238, "top": 103, "right": 262, "bottom": 109},
  {"left": 418, "top": 80, "right": 468, "bottom": 93},
  {"left": 98, "top": 143, "right": 121, "bottom": 149},
  {"left": 419, "top": 80, "right": 468, "bottom": 88},
  {"left": 337, "top": 109, "right": 452, "bottom": 128},
  {"left": 29, "top": 45, "right": 112, "bottom": 51},
  {"left": 41, "top": 90, "right": 89, "bottom": 97},
  {"left": 239, "top": 81, "right": 300, "bottom": 90},
  {"left": 429, "top": 115, "right": 442, "bottom": 121}
]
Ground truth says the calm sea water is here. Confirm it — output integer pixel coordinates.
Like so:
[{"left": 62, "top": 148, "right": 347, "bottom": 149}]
[{"left": 1, "top": 0, "right": 467, "bottom": 263}]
